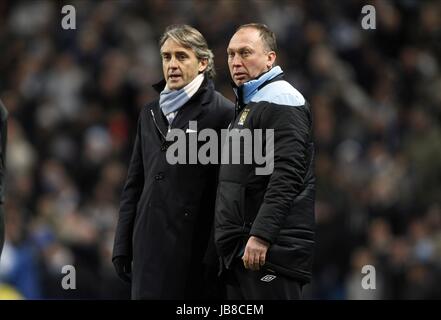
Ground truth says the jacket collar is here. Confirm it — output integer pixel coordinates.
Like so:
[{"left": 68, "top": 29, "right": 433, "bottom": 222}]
[{"left": 232, "top": 66, "right": 284, "bottom": 110}]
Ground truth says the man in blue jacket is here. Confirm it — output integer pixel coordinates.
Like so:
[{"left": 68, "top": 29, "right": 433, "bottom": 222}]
[{"left": 215, "top": 23, "right": 315, "bottom": 299}]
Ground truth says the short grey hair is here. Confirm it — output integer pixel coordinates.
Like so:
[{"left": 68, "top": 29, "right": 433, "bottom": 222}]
[
  {"left": 236, "top": 23, "right": 277, "bottom": 53},
  {"left": 159, "top": 24, "right": 216, "bottom": 79}
]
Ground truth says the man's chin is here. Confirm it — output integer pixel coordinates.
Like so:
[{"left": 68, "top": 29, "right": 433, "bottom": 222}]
[
  {"left": 167, "top": 81, "right": 184, "bottom": 90},
  {"left": 232, "top": 76, "right": 249, "bottom": 86}
]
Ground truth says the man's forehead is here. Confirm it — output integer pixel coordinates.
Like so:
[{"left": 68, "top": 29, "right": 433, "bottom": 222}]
[
  {"left": 160, "top": 38, "right": 193, "bottom": 53},
  {"left": 228, "top": 28, "right": 262, "bottom": 50}
]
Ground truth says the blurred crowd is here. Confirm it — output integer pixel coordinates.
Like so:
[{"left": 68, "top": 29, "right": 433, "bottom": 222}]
[{"left": 0, "top": 0, "right": 440, "bottom": 299}]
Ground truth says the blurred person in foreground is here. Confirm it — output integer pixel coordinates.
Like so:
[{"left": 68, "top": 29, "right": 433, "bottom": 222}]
[
  {"left": 215, "top": 23, "right": 315, "bottom": 299},
  {"left": 0, "top": 99, "right": 7, "bottom": 259},
  {"left": 112, "top": 24, "right": 234, "bottom": 299}
]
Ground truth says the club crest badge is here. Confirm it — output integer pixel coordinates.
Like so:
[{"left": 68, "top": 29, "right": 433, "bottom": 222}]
[{"left": 238, "top": 108, "right": 250, "bottom": 125}]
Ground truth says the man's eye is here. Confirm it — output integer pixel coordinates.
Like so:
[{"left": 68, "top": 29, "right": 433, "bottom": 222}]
[
  {"left": 177, "top": 55, "right": 186, "bottom": 60},
  {"left": 242, "top": 51, "right": 251, "bottom": 57},
  {"left": 162, "top": 55, "right": 170, "bottom": 61}
]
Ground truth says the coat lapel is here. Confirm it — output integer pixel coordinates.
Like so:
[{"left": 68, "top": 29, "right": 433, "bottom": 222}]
[{"left": 170, "top": 98, "right": 205, "bottom": 130}]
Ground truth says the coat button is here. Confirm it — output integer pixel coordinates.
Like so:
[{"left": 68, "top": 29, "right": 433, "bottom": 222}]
[
  {"left": 160, "top": 144, "right": 167, "bottom": 152},
  {"left": 184, "top": 212, "right": 189, "bottom": 217},
  {"left": 155, "top": 173, "right": 164, "bottom": 180}
]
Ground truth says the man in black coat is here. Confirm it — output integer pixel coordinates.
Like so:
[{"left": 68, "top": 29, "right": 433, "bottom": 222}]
[
  {"left": 112, "top": 25, "right": 234, "bottom": 299},
  {"left": 0, "top": 99, "right": 7, "bottom": 259},
  {"left": 214, "top": 23, "right": 315, "bottom": 299}
]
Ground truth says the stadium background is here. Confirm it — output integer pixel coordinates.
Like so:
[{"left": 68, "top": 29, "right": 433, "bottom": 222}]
[{"left": 0, "top": 0, "right": 440, "bottom": 299}]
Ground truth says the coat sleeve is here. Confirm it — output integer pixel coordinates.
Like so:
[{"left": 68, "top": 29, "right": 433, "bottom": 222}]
[
  {"left": 213, "top": 92, "right": 235, "bottom": 130},
  {"left": 249, "top": 102, "right": 311, "bottom": 244},
  {"left": 112, "top": 114, "right": 144, "bottom": 259},
  {"left": 202, "top": 94, "right": 234, "bottom": 265}
]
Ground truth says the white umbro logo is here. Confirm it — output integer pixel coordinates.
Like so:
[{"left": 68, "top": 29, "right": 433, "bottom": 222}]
[{"left": 260, "top": 274, "right": 277, "bottom": 282}]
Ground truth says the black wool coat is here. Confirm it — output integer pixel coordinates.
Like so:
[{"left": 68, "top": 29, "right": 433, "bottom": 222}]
[{"left": 113, "top": 76, "right": 234, "bottom": 299}]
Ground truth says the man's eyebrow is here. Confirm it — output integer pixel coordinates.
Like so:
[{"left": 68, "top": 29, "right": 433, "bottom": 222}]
[
  {"left": 228, "top": 46, "right": 253, "bottom": 52},
  {"left": 161, "top": 50, "right": 189, "bottom": 55},
  {"left": 175, "top": 51, "right": 189, "bottom": 55}
]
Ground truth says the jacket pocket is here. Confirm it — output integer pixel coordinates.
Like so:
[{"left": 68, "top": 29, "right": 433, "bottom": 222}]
[
  {"left": 265, "top": 237, "right": 314, "bottom": 282},
  {"left": 215, "top": 181, "right": 245, "bottom": 226},
  {"left": 215, "top": 180, "right": 249, "bottom": 259},
  {"left": 243, "top": 186, "right": 265, "bottom": 227}
]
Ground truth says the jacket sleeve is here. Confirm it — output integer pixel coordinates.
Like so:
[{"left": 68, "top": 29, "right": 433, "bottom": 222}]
[
  {"left": 249, "top": 102, "right": 311, "bottom": 244},
  {"left": 112, "top": 114, "right": 144, "bottom": 259}
]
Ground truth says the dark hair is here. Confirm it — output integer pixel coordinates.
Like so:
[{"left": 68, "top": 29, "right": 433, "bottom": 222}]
[
  {"left": 159, "top": 24, "right": 215, "bottom": 78},
  {"left": 236, "top": 23, "right": 277, "bottom": 53}
]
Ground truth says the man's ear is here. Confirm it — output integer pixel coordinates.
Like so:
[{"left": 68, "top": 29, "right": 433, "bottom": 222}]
[
  {"left": 267, "top": 51, "right": 276, "bottom": 69},
  {"left": 199, "top": 58, "right": 208, "bottom": 73}
]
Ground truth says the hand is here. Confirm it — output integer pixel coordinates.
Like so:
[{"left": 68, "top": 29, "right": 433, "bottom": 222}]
[
  {"left": 242, "top": 236, "right": 270, "bottom": 271},
  {"left": 112, "top": 255, "right": 132, "bottom": 283}
]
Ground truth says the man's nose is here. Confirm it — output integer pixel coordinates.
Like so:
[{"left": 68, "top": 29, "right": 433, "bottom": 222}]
[
  {"left": 230, "top": 54, "right": 242, "bottom": 67},
  {"left": 168, "top": 56, "right": 178, "bottom": 69}
]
